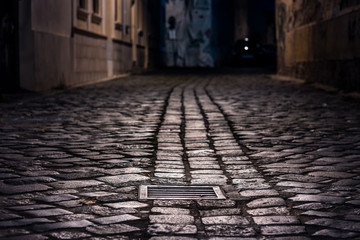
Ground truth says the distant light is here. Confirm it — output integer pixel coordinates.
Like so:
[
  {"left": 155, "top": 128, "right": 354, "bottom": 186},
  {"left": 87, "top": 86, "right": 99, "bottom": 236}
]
[
  {"left": 245, "top": 38, "right": 249, "bottom": 41},
  {"left": 244, "top": 46, "right": 249, "bottom": 51}
]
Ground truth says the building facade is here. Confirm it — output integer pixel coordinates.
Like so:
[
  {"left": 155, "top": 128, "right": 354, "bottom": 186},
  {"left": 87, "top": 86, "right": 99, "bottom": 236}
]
[
  {"left": 2, "top": 0, "right": 163, "bottom": 91},
  {"left": 276, "top": 0, "right": 360, "bottom": 91}
]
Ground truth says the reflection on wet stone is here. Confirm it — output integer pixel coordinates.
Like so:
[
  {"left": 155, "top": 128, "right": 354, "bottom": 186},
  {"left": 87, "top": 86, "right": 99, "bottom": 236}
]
[{"left": 1, "top": 74, "right": 360, "bottom": 239}]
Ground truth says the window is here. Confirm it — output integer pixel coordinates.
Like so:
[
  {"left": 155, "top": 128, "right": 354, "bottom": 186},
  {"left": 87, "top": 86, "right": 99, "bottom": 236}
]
[
  {"left": 77, "top": 0, "right": 88, "bottom": 21},
  {"left": 79, "top": 0, "right": 87, "bottom": 9},
  {"left": 125, "top": 0, "right": 131, "bottom": 35},
  {"left": 91, "top": 0, "right": 102, "bottom": 24},
  {"left": 115, "top": 0, "right": 123, "bottom": 31},
  {"left": 115, "top": 0, "right": 118, "bottom": 21},
  {"left": 93, "top": 0, "right": 99, "bottom": 14},
  {"left": 115, "top": 0, "right": 122, "bottom": 22}
]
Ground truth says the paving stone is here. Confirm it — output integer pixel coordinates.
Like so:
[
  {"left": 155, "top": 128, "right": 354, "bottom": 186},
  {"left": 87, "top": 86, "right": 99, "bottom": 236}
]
[
  {"left": 191, "top": 170, "right": 223, "bottom": 174},
  {"left": 208, "top": 238, "right": 257, "bottom": 240},
  {"left": 4, "top": 176, "right": 57, "bottom": 185},
  {"left": 25, "top": 208, "right": 73, "bottom": 217},
  {"left": 191, "top": 177, "right": 227, "bottom": 185},
  {"left": 263, "top": 237, "right": 310, "bottom": 240},
  {"left": 56, "top": 213, "right": 94, "bottom": 221},
  {"left": 247, "top": 198, "right": 286, "bottom": 208},
  {"left": 0, "top": 173, "right": 20, "bottom": 179},
  {"left": 48, "top": 180, "right": 103, "bottom": 189},
  {"left": 233, "top": 178, "right": 271, "bottom": 189},
  {"left": 202, "top": 216, "right": 249, "bottom": 225},
  {"left": 153, "top": 200, "right": 192, "bottom": 207},
  {"left": 197, "top": 200, "right": 236, "bottom": 208},
  {"left": 151, "top": 207, "right": 190, "bottom": 215},
  {"left": 247, "top": 207, "right": 289, "bottom": 216},
  {"left": 300, "top": 210, "right": 338, "bottom": 217},
  {"left": 276, "top": 181, "right": 322, "bottom": 188},
  {"left": 0, "top": 228, "right": 31, "bottom": 238},
  {"left": 79, "top": 191, "right": 117, "bottom": 197},
  {"left": 55, "top": 172, "right": 104, "bottom": 180},
  {"left": 292, "top": 202, "right": 333, "bottom": 210},
  {"left": 86, "top": 224, "right": 140, "bottom": 235},
  {"left": 105, "top": 201, "right": 148, "bottom": 209},
  {"left": 97, "top": 174, "right": 149, "bottom": 185},
  {"left": 200, "top": 208, "right": 242, "bottom": 217},
  {"left": 0, "top": 182, "right": 51, "bottom": 194},
  {"left": 154, "top": 173, "right": 185, "bottom": 178},
  {"left": 55, "top": 200, "right": 83, "bottom": 208},
  {"left": 308, "top": 171, "right": 356, "bottom": 178},
  {"left": 283, "top": 188, "right": 321, "bottom": 194},
  {"left": 92, "top": 214, "right": 140, "bottom": 224},
  {"left": 1, "top": 73, "right": 360, "bottom": 239},
  {"left": 252, "top": 216, "right": 299, "bottom": 225},
  {"left": 0, "top": 218, "right": 54, "bottom": 227},
  {"left": 147, "top": 224, "right": 197, "bottom": 235},
  {"left": 36, "top": 194, "right": 78, "bottom": 203},
  {"left": 260, "top": 225, "right": 306, "bottom": 236},
  {"left": 32, "top": 220, "right": 93, "bottom": 232},
  {"left": 312, "top": 229, "right": 360, "bottom": 238},
  {"left": 305, "top": 218, "right": 360, "bottom": 232},
  {"left": 189, "top": 164, "right": 221, "bottom": 170},
  {"left": 289, "top": 194, "right": 346, "bottom": 204},
  {"left": 102, "top": 167, "right": 150, "bottom": 175},
  {"left": 149, "top": 215, "right": 194, "bottom": 225},
  {"left": 149, "top": 237, "right": 197, "bottom": 240},
  {"left": 0, "top": 212, "right": 22, "bottom": 220},
  {"left": 204, "top": 225, "right": 256, "bottom": 237},
  {"left": 240, "top": 189, "right": 279, "bottom": 197},
  {"left": 4, "top": 234, "right": 49, "bottom": 240},
  {"left": 8, "top": 204, "right": 55, "bottom": 211},
  {"left": 49, "top": 231, "right": 91, "bottom": 239}
]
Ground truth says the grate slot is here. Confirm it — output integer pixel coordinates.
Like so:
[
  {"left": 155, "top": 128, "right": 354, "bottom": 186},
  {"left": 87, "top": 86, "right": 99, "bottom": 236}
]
[{"left": 139, "top": 185, "right": 226, "bottom": 200}]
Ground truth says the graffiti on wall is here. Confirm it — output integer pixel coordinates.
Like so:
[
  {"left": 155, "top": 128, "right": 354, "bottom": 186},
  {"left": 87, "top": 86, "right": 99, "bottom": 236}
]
[
  {"left": 277, "top": 3, "right": 286, "bottom": 48},
  {"left": 166, "top": 0, "right": 214, "bottom": 67}
]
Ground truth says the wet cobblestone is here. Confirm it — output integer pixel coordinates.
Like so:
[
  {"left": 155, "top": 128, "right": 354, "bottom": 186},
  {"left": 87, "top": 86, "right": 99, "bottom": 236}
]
[{"left": 0, "top": 74, "right": 360, "bottom": 239}]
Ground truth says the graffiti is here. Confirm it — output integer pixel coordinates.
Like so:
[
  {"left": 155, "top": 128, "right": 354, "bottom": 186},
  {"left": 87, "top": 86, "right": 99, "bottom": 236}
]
[
  {"left": 278, "top": 2, "right": 286, "bottom": 46},
  {"left": 194, "top": 0, "right": 210, "bottom": 10},
  {"left": 166, "top": 0, "right": 214, "bottom": 67}
]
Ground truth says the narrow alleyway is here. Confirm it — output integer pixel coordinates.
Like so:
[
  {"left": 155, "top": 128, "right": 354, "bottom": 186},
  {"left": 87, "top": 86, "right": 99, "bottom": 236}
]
[{"left": 0, "top": 73, "right": 360, "bottom": 239}]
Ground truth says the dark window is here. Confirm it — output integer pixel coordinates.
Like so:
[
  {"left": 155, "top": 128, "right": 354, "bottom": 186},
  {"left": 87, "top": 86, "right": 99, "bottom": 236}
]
[
  {"left": 79, "top": 0, "right": 86, "bottom": 9},
  {"left": 93, "top": 0, "right": 99, "bottom": 13}
]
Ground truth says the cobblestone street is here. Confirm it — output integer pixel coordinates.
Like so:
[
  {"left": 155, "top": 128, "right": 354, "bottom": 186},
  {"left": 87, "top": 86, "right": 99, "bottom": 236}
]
[{"left": 1, "top": 73, "right": 360, "bottom": 239}]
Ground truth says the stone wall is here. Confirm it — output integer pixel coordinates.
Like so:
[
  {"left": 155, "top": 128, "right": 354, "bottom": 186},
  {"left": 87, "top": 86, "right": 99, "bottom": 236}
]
[
  {"left": 276, "top": 0, "right": 360, "bottom": 91},
  {"left": 19, "top": 0, "right": 72, "bottom": 91},
  {"left": 112, "top": 41, "right": 133, "bottom": 75},
  {"left": 72, "top": 34, "right": 108, "bottom": 87}
]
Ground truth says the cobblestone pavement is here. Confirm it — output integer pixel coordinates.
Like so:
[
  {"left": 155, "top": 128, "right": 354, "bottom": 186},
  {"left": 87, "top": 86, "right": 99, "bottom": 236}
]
[{"left": 0, "top": 73, "right": 360, "bottom": 239}]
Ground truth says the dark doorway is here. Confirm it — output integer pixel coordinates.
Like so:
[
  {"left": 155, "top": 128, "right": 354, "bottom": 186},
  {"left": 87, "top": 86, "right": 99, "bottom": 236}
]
[{"left": 0, "top": 1, "right": 19, "bottom": 91}]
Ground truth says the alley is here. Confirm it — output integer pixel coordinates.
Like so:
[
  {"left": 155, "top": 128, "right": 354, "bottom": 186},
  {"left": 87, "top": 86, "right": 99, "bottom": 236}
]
[{"left": 0, "top": 73, "right": 360, "bottom": 239}]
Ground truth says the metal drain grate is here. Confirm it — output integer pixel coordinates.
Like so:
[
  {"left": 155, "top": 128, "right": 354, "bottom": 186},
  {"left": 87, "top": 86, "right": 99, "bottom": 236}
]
[{"left": 139, "top": 185, "right": 226, "bottom": 200}]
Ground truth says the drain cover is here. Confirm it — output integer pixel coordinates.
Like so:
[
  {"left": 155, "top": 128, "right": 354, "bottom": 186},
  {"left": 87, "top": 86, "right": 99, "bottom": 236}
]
[{"left": 139, "top": 185, "right": 226, "bottom": 200}]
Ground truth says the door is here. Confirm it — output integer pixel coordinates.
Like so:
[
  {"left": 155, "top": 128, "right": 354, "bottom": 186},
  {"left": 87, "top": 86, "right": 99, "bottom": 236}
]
[{"left": 0, "top": 1, "right": 19, "bottom": 91}]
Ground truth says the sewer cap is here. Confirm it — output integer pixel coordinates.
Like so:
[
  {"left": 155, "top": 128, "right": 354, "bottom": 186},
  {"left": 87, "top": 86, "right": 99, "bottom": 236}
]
[{"left": 139, "top": 185, "right": 226, "bottom": 200}]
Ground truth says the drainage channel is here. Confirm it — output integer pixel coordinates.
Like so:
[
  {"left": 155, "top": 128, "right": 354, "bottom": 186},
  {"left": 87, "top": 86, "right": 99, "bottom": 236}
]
[
  {"left": 139, "top": 185, "right": 226, "bottom": 200},
  {"left": 144, "top": 78, "right": 229, "bottom": 239}
]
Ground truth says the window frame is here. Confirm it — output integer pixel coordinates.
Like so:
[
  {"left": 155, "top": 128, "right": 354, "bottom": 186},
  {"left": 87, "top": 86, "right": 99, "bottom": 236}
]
[{"left": 91, "top": 0, "right": 102, "bottom": 25}]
